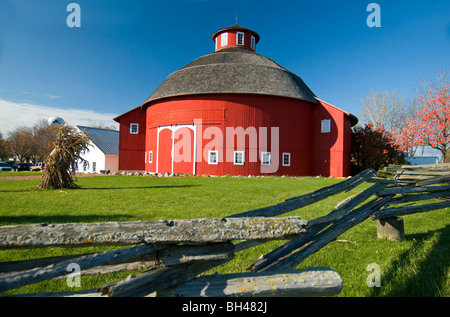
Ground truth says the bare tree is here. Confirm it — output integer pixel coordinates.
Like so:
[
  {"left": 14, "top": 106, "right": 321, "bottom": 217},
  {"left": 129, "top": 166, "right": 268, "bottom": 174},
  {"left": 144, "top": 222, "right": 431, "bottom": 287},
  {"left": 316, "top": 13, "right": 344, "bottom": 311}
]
[
  {"left": 32, "top": 119, "right": 59, "bottom": 161},
  {"left": 0, "top": 132, "right": 10, "bottom": 160},
  {"left": 7, "top": 127, "right": 36, "bottom": 162},
  {"left": 359, "top": 89, "right": 407, "bottom": 133}
]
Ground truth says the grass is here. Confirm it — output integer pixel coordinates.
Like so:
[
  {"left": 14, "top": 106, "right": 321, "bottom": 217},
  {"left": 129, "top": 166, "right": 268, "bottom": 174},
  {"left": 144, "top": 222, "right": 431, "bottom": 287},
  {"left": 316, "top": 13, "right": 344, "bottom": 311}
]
[{"left": 0, "top": 174, "right": 448, "bottom": 297}]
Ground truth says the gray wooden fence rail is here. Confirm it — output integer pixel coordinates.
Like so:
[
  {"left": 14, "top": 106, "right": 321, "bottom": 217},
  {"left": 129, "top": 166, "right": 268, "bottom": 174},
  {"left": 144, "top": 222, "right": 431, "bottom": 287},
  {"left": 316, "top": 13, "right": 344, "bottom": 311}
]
[{"left": 0, "top": 166, "right": 448, "bottom": 297}]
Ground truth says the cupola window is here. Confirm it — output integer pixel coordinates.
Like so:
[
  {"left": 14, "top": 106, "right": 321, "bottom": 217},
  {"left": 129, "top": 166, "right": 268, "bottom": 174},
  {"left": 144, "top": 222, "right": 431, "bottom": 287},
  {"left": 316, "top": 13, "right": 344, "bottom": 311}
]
[
  {"left": 221, "top": 32, "right": 228, "bottom": 46},
  {"left": 237, "top": 32, "right": 244, "bottom": 45}
]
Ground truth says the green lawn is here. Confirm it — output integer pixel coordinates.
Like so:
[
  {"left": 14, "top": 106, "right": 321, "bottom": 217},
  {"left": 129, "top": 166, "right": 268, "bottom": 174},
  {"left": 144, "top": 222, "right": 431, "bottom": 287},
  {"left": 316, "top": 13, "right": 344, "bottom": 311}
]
[{"left": 0, "top": 174, "right": 448, "bottom": 297}]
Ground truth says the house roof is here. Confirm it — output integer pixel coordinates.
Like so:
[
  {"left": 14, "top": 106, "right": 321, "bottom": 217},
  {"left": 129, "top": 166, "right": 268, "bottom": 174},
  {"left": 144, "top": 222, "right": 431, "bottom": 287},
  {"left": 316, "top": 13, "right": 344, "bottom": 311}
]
[
  {"left": 143, "top": 47, "right": 318, "bottom": 105},
  {"left": 76, "top": 126, "right": 119, "bottom": 156}
]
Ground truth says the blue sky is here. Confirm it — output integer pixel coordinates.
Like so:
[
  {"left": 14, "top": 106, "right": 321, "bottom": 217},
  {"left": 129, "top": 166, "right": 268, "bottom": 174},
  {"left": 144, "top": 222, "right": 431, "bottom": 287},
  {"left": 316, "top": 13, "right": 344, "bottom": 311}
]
[{"left": 0, "top": 0, "right": 449, "bottom": 134}]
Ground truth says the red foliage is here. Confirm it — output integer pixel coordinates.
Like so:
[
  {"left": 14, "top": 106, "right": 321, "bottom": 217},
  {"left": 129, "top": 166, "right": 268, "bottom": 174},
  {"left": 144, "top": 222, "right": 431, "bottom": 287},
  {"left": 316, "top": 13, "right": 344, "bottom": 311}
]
[{"left": 391, "top": 74, "right": 449, "bottom": 161}]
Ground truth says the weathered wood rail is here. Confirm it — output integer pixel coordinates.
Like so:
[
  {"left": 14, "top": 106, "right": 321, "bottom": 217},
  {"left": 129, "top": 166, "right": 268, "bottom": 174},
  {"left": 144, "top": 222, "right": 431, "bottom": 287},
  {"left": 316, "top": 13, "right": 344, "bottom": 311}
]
[{"left": 0, "top": 166, "right": 448, "bottom": 297}]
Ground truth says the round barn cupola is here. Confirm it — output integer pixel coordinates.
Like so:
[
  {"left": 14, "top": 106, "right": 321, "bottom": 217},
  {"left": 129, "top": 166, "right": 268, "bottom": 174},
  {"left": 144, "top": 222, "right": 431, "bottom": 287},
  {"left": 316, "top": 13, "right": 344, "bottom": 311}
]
[{"left": 212, "top": 24, "right": 260, "bottom": 52}]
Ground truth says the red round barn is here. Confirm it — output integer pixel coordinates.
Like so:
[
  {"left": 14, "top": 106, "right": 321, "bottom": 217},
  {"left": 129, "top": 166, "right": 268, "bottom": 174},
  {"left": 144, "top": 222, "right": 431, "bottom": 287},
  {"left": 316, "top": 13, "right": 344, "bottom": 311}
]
[{"left": 114, "top": 24, "right": 358, "bottom": 177}]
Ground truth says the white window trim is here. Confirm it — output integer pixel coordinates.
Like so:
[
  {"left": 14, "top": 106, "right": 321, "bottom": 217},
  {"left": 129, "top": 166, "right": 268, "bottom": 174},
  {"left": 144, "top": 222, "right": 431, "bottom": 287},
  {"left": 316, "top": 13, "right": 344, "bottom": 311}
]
[
  {"left": 148, "top": 151, "right": 153, "bottom": 163},
  {"left": 321, "top": 119, "right": 331, "bottom": 133},
  {"left": 282, "top": 153, "right": 291, "bottom": 167},
  {"left": 208, "top": 150, "right": 219, "bottom": 165},
  {"left": 130, "top": 123, "right": 139, "bottom": 134},
  {"left": 237, "top": 32, "right": 244, "bottom": 45},
  {"left": 234, "top": 151, "right": 245, "bottom": 165},
  {"left": 261, "top": 152, "right": 271, "bottom": 166},
  {"left": 92, "top": 162, "right": 97, "bottom": 173},
  {"left": 251, "top": 36, "right": 256, "bottom": 50},
  {"left": 221, "top": 32, "right": 228, "bottom": 46}
]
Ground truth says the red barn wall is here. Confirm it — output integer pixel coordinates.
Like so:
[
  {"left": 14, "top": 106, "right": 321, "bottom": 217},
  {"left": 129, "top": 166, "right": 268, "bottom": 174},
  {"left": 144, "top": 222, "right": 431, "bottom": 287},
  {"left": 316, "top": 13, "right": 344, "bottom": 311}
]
[
  {"left": 312, "top": 99, "right": 352, "bottom": 177},
  {"left": 115, "top": 107, "right": 146, "bottom": 171},
  {"left": 145, "top": 94, "right": 317, "bottom": 176}
]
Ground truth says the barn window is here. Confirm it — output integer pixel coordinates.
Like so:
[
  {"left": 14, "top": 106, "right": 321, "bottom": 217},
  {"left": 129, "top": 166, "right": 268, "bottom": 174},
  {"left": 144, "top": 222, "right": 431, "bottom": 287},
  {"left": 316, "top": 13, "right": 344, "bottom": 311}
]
[
  {"left": 234, "top": 151, "right": 245, "bottom": 165},
  {"left": 130, "top": 123, "right": 139, "bottom": 134},
  {"left": 282, "top": 153, "right": 291, "bottom": 166},
  {"left": 92, "top": 162, "right": 97, "bottom": 173},
  {"left": 321, "top": 119, "right": 331, "bottom": 133},
  {"left": 261, "top": 152, "right": 271, "bottom": 166},
  {"left": 251, "top": 36, "right": 256, "bottom": 50},
  {"left": 221, "top": 32, "right": 228, "bottom": 46},
  {"left": 148, "top": 151, "right": 153, "bottom": 163},
  {"left": 208, "top": 150, "right": 219, "bottom": 165},
  {"left": 237, "top": 32, "right": 244, "bottom": 45}
]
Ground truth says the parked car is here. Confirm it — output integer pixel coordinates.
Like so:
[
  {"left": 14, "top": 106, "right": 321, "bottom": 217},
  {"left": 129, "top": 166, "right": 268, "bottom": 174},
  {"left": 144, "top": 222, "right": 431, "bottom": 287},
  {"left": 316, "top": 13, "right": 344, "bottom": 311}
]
[
  {"left": 31, "top": 162, "right": 45, "bottom": 171},
  {"left": 15, "top": 163, "right": 32, "bottom": 171},
  {"left": 0, "top": 162, "right": 12, "bottom": 172}
]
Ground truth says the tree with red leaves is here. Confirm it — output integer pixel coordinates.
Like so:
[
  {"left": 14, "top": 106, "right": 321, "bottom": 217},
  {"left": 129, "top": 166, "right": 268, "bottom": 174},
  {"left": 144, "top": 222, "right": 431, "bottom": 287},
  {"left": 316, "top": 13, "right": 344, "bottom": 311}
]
[{"left": 392, "top": 71, "right": 449, "bottom": 162}]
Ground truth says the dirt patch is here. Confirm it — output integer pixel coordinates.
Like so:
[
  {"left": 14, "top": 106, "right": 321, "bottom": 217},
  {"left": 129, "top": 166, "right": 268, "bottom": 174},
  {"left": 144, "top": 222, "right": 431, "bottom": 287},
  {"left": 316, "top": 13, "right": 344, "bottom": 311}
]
[{"left": 0, "top": 173, "right": 107, "bottom": 181}]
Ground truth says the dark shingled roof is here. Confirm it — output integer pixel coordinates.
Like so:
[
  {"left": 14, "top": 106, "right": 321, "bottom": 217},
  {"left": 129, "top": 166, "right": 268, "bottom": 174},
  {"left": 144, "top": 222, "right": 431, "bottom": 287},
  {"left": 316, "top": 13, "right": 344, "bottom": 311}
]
[
  {"left": 144, "top": 47, "right": 317, "bottom": 105},
  {"left": 77, "top": 126, "right": 119, "bottom": 156}
]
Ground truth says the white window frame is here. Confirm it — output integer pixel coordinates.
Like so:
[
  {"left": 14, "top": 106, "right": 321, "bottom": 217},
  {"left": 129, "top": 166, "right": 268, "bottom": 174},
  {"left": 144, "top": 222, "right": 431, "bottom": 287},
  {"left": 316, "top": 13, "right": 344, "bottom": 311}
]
[
  {"left": 251, "top": 36, "right": 256, "bottom": 50},
  {"left": 208, "top": 150, "right": 219, "bottom": 165},
  {"left": 261, "top": 152, "right": 271, "bottom": 166},
  {"left": 148, "top": 151, "right": 153, "bottom": 163},
  {"left": 234, "top": 151, "right": 245, "bottom": 165},
  {"left": 221, "top": 32, "right": 228, "bottom": 46},
  {"left": 237, "top": 32, "right": 244, "bottom": 46},
  {"left": 130, "top": 123, "right": 139, "bottom": 134},
  {"left": 92, "top": 162, "right": 97, "bottom": 173},
  {"left": 321, "top": 119, "right": 331, "bottom": 133},
  {"left": 282, "top": 153, "right": 291, "bottom": 167}
]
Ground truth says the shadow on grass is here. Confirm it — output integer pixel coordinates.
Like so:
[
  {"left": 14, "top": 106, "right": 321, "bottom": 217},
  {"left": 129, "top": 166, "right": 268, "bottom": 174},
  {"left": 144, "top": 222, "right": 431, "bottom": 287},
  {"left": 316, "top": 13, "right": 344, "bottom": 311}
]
[
  {"left": 0, "top": 184, "right": 200, "bottom": 193},
  {"left": 0, "top": 214, "right": 135, "bottom": 225},
  {"left": 78, "top": 185, "right": 200, "bottom": 190},
  {"left": 370, "top": 225, "right": 449, "bottom": 297}
]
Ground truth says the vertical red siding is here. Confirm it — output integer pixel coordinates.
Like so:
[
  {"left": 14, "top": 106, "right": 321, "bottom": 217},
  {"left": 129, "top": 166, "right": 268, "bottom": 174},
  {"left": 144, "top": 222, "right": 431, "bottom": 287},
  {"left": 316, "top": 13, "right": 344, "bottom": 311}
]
[
  {"left": 312, "top": 99, "right": 352, "bottom": 177},
  {"left": 145, "top": 94, "right": 317, "bottom": 176},
  {"left": 115, "top": 107, "right": 146, "bottom": 171}
]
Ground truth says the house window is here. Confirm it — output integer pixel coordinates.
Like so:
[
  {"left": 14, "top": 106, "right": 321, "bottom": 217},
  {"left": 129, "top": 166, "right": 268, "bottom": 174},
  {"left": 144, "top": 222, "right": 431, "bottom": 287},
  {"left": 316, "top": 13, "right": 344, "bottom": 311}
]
[
  {"left": 148, "top": 151, "right": 153, "bottom": 163},
  {"left": 234, "top": 151, "right": 245, "bottom": 165},
  {"left": 237, "top": 32, "right": 244, "bottom": 45},
  {"left": 221, "top": 32, "right": 228, "bottom": 46},
  {"left": 261, "top": 152, "right": 271, "bottom": 166},
  {"left": 130, "top": 123, "right": 139, "bottom": 134},
  {"left": 83, "top": 161, "right": 88, "bottom": 172},
  {"left": 208, "top": 150, "right": 219, "bottom": 165},
  {"left": 92, "top": 162, "right": 97, "bottom": 173},
  {"left": 282, "top": 153, "right": 291, "bottom": 166},
  {"left": 251, "top": 36, "right": 256, "bottom": 50},
  {"left": 321, "top": 119, "right": 331, "bottom": 133}
]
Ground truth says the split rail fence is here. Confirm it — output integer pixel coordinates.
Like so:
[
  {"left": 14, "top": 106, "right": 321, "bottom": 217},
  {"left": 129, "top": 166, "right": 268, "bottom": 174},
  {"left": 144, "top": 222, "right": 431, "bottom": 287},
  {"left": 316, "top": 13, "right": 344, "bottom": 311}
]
[{"left": 0, "top": 165, "right": 449, "bottom": 297}]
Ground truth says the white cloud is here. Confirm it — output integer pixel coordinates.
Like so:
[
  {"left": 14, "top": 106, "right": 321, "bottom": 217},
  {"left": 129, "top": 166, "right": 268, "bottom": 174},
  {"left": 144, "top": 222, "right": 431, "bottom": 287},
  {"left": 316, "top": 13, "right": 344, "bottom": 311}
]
[{"left": 0, "top": 98, "right": 119, "bottom": 135}]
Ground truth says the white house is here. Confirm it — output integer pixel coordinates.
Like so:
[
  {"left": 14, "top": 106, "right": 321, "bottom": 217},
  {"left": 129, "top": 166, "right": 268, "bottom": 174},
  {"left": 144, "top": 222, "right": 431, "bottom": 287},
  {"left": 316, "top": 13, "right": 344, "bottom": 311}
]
[{"left": 75, "top": 126, "right": 119, "bottom": 174}]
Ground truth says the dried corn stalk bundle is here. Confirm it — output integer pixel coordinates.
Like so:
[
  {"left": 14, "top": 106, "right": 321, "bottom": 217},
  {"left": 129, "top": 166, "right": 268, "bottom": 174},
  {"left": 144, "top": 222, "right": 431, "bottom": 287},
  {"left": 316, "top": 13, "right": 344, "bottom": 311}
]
[{"left": 37, "top": 125, "right": 90, "bottom": 189}]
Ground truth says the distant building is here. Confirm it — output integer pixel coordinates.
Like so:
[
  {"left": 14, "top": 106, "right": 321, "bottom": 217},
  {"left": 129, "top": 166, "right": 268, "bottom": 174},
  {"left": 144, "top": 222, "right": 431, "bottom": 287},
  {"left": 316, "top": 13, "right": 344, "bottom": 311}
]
[
  {"left": 75, "top": 126, "right": 119, "bottom": 174},
  {"left": 405, "top": 156, "right": 440, "bottom": 165},
  {"left": 114, "top": 24, "right": 358, "bottom": 177}
]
